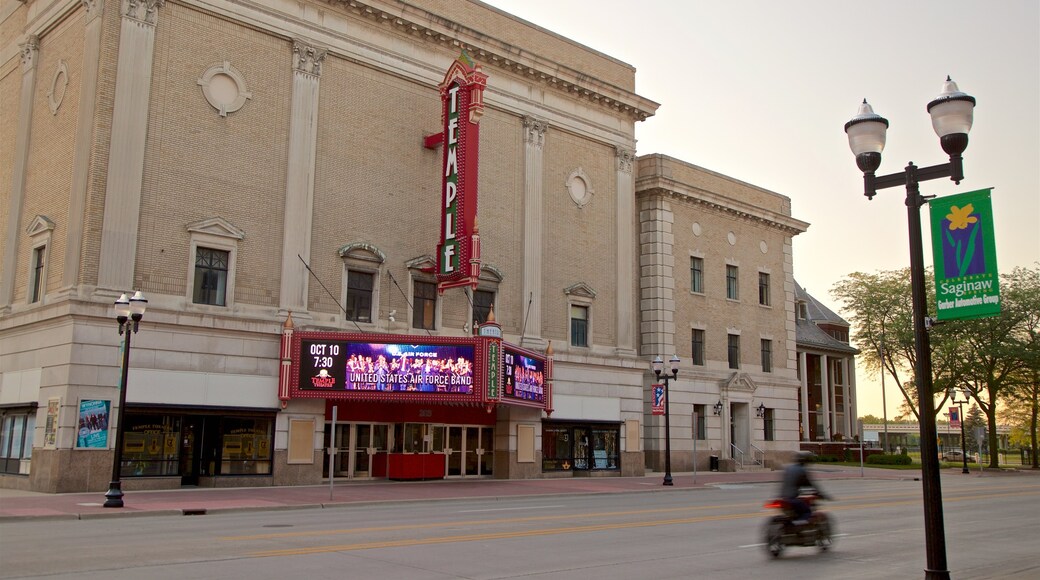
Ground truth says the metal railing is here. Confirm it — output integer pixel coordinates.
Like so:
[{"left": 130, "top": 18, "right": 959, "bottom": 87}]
[
  {"left": 749, "top": 443, "right": 765, "bottom": 466},
  {"left": 730, "top": 443, "right": 745, "bottom": 468}
]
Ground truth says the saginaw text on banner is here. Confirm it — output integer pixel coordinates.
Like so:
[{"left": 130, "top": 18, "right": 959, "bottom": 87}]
[{"left": 929, "top": 188, "right": 1000, "bottom": 321}]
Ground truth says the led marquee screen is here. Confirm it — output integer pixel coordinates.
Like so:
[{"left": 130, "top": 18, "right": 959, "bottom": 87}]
[
  {"left": 502, "top": 346, "right": 546, "bottom": 405},
  {"left": 299, "top": 339, "right": 475, "bottom": 395}
]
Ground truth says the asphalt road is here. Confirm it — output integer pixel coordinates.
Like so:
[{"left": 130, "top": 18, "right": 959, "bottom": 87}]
[{"left": 1, "top": 475, "right": 1037, "bottom": 579}]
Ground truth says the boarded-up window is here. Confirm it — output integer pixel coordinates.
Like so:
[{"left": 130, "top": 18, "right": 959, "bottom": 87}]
[
  {"left": 517, "top": 424, "right": 535, "bottom": 463},
  {"left": 625, "top": 419, "right": 639, "bottom": 452},
  {"left": 288, "top": 419, "right": 315, "bottom": 464}
]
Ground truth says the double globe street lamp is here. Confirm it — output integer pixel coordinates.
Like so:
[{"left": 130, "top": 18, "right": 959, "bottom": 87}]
[
  {"left": 949, "top": 387, "right": 972, "bottom": 474},
  {"left": 651, "top": 355, "right": 679, "bottom": 486},
  {"left": 844, "top": 76, "right": 975, "bottom": 580},
  {"left": 104, "top": 291, "right": 147, "bottom": 508}
]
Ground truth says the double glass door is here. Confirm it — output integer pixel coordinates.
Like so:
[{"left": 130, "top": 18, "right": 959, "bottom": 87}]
[
  {"left": 331, "top": 423, "right": 389, "bottom": 479},
  {"left": 444, "top": 425, "right": 493, "bottom": 477}
]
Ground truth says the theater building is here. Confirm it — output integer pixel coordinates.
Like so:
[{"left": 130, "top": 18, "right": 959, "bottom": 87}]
[{"left": 1, "top": 0, "right": 810, "bottom": 492}]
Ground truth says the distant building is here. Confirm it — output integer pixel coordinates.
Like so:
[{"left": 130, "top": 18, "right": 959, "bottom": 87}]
[
  {"left": 794, "top": 283, "right": 859, "bottom": 441},
  {"left": 1, "top": 0, "right": 809, "bottom": 492}
]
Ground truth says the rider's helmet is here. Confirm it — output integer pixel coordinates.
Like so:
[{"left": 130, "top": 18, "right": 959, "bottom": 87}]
[{"left": 795, "top": 450, "right": 815, "bottom": 464}]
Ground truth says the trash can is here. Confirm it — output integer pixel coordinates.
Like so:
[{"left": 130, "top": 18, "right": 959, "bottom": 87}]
[{"left": 709, "top": 455, "right": 719, "bottom": 472}]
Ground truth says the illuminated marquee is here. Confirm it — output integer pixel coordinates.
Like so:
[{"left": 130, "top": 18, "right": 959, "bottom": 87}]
[
  {"left": 291, "top": 332, "right": 487, "bottom": 404},
  {"left": 502, "top": 345, "right": 547, "bottom": 408},
  {"left": 435, "top": 53, "right": 487, "bottom": 292}
]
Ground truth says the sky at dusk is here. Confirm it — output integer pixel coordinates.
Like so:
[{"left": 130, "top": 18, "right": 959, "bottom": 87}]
[{"left": 483, "top": 0, "right": 1040, "bottom": 419}]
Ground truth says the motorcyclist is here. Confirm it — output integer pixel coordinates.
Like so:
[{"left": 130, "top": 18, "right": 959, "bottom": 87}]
[{"left": 779, "top": 451, "right": 830, "bottom": 524}]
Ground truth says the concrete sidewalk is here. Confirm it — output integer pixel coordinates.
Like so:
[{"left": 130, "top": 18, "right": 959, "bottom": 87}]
[{"left": 0, "top": 465, "right": 1002, "bottom": 522}]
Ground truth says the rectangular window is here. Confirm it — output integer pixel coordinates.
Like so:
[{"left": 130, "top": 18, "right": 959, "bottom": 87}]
[
  {"left": 761, "top": 339, "right": 773, "bottom": 373},
  {"left": 690, "top": 257, "right": 704, "bottom": 293},
  {"left": 345, "top": 271, "right": 374, "bottom": 322},
  {"left": 412, "top": 281, "right": 437, "bottom": 330},
  {"left": 220, "top": 417, "right": 274, "bottom": 475},
  {"left": 570, "top": 305, "right": 589, "bottom": 347},
  {"left": 193, "top": 247, "right": 229, "bottom": 306},
  {"left": 473, "top": 290, "right": 495, "bottom": 324},
  {"left": 758, "top": 272, "right": 771, "bottom": 306},
  {"left": 726, "top": 265, "right": 739, "bottom": 300},
  {"left": 693, "top": 405, "right": 706, "bottom": 440},
  {"left": 0, "top": 412, "right": 34, "bottom": 475},
  {"left": 691, "top": 329, "right": 705, "bottom": 366},
  {"left": 764, "top": 408, "right": 775, "bottom": 441},
  {"left": 728, "top": 333, "right": 740, "bottom": 369},
  {"left": 29, "top": 246, "right": 45, "bottom": 303}
]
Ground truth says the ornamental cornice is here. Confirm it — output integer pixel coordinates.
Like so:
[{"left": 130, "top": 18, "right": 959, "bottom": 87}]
[
  {"left": 19, "top": 34, "right": 39, "bottom": 72},
  {"left": 319, "top": 0, "right": 658, "bottom": 121},
  {"left": 636, "top": 184, "right": 810, "bottom": 236}
]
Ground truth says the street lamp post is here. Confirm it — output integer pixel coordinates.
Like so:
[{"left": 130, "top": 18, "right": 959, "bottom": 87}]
[
  {"left": 651, "top": 355, "right": 680, "bottom": 486},
  {"left": 104, "top": 291, "right": 147, "bottom": 508},
  {"left": 844, "top": 76, "right": 975, "bottom": 580},
  {"left": 950, "top": 388, "right": 971, "bottom": 474}
]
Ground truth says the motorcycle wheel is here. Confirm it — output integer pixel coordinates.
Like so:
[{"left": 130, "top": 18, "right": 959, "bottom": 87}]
[
  {"left": 764, "top": 520, "right": 785, "bottom": 558},
  {"left": 815, "top": 515, "right": 834, "bottom": 551}
]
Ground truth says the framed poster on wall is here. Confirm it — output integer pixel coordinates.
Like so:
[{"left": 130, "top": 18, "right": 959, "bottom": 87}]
[{"left": 76, "top": 399, "right": 111, "bottom": 449}]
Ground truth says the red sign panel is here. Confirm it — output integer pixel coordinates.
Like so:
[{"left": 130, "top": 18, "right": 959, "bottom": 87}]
[
  {"left": 652, "top": 384, "right": 665, "bottom": 416},
  {"left": 435, "top": 53, "right": 487, "bottom": 292},
  {"left": 949, "top": 406, "right": 961, "bottom": 429}
]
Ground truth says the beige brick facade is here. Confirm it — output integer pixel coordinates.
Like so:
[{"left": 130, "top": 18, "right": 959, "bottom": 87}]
[{"left": 2, "top": 0, "right": 808, "bottom": 492}]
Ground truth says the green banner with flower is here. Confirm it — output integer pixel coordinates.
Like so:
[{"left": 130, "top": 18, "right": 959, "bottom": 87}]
[{"left": 929, "top": 188, "right": 1000, "bottom": 321}]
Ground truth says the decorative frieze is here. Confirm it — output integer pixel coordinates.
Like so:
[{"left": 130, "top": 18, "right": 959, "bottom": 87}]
[
  {"left": 523, "top": 116, "right": 547, "bottom": 148},
  {"left": 19, "top": 35, "right": 39, "bottom": 72},
  {"left": 615, "top": 146, "right": 635, "bottom": 174},
  {"left": 293, "top": 41, "right": 327, "bottom": 77},
  {"left": 123, "top": 0, "right": 164, "bottom": 26}
]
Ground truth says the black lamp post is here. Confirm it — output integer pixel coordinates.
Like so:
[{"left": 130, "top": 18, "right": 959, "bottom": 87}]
[
  {"left": 845, "top": 76, "right": 975, "bottom": 580},
  {"left": 104, "top": 291, "right": 147, "bottom": 508},
  {"left": 651, "top": 355, "right": 679, "bottom": 486},
  {"left": 950, "top": 388, "right": 971, "bottom": 474}
]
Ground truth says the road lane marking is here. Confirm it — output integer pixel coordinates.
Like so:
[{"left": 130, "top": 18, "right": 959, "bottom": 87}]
[
  {"left": 457, "top": 505, "right": 565, "bottom": 513},
  {"left": 223, "top": 486, "right": 1040, "bottom": 543}
]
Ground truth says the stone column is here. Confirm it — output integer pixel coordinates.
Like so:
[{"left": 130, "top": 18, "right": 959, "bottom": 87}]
[
  {"left": 96, "top": 0, "right": 165, "bottom": 292},
  {"left": 0, "top": 35, "right": 42, "bottom": 310},
  {"left": 278, "top": 40, "right": 326, "bottom": 315},
  {"left": 799, "top": 351, "right": 809, "bottom": 441},
  {"left": 842, "top": 357, "right": 852, "bottom": 437},
  {"left": 614, "top": 146, "right": 636, "bottom": 355},
  {"left": 820, "top": 354, "right": 831, "bottom": 439},
  {"left": 848, "top": 356, "right": 858, "bottom": 436},
  {"left": 520, "top": 116, "right": 547, "bottom": 347},
  {"left": 0, "top": 35, "right": 40, "bottom": 311},
  {"left": 61, "top": 0, "right": 105, "bottom": 294},
  {"left": 638, "top": 196, "right": 675, "bottom": 358}
]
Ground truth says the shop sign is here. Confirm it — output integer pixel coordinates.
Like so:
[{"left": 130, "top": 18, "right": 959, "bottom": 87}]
[
  {"left": 293, "top": 333, "right": 483, "bottom": 403},
  {"left": 502, "top": 345, "right": 546, "bottom": 406},
  {"left": 929, "top": 188, "right": 1000, "bottom": 321},
  {"left": 434, "top": 52, "right": 487, "bottom": 292}
]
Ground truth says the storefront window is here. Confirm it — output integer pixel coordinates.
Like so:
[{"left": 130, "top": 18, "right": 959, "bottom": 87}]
[
  {"left": 221, "top": 417, "right": 273, "bottom": 475},
  {"left": 542, "top": 423, "right": 620, "bottom": 472},
  {"left": 122, "top": 414, "right": 181, "bottom": 476},
  {"left": 1, "top": 411, "right": 35, "bottom": 474}
]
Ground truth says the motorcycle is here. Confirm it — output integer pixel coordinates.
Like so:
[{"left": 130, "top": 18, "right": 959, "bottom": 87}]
[{"left": 762, "top": 491, "right": 834, "bottom": 557}]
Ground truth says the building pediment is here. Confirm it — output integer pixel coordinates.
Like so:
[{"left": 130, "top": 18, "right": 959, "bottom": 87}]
[
  {"left": 564, "top": 282, "right": 597, "bottom": 299},
  {"left": 186, "top": 217, "right": 244, "bottom": 240},
  {"left": 26, "top": 215, "right": 55, "bottom": 237},
  {"left": 338, "top": 242, "right": 385, "bottom": 264},
  {"left": 722, "top": 372, "right": 758, "bottom": 394},
  {"left": 406, "top": 255, "right": 436, "bottom": 271}
]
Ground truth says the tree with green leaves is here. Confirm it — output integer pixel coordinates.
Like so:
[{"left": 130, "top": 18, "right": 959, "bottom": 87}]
[
  {"left": 944, "top": 266, "right": 1039, "bottom": 468},
  {"left": 832, "top": 268, "right": 959, "bottom": 421},
  {"left": 999, "top": 266, "right": 1040, "bottom": 468}
]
